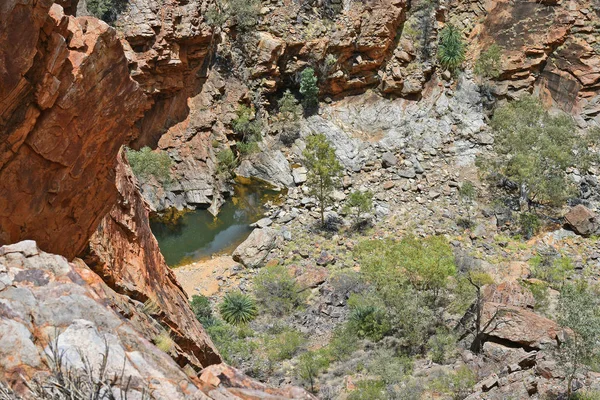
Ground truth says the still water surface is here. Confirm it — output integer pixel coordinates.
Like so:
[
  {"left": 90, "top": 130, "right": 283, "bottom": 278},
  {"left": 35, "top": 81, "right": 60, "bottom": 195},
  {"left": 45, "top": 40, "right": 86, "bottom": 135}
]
[{"left": 150, "top": 181, "right": 280, "bottom": 266}]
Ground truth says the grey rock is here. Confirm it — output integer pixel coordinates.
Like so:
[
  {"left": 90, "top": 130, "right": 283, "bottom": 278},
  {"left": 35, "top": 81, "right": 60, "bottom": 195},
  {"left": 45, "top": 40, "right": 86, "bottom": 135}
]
[
  {"left": 292, "top": 167, "right": 308, "bottom": 185},
  {"left": 381, "top": 152, "right": 397, "bottom": 168},
  {"left": 398, "top": 168, "right": 416, "bottom": 179},
  {"left": 232, "top": 228, "right": 281, "bottom": 268}
]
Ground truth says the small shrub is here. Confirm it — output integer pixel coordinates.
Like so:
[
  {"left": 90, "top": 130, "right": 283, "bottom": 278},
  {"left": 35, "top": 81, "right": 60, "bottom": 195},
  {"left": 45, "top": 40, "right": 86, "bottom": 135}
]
[
  {"left": 299, "top": 67, "right": 319, "bottom": 114},
  {"left": 437, "top": 24, "right": 466, "bottom": 72},
  {"left": 87, "top": 0, "right": 127, "bottom": 23},
  {"left": 265, "top": 328, "right": 305, "bottom": 362},
  {"left": 474, "top": 43, "right": 502, "bottom": 80},
  {"left": 154, "top": 330, "right": 176, "bottom": 355},
  {"left": 427, "top": 329, "right": 457, "bottom": 364},
  {"left": 206, "top": 0, "right": 261, "bottom": 31},
  {"left": 232, "top": 105, "right": 262, "bottom": 138},
  {"left": 530, "top": 253, "right": 575, "bottom": 286},
  {"left": 347, "top": 379, "right": 387, "bottom": 400},
  {"left": 456, "top": 217, "right": 475, "bottom": 230},
  {"left": 367, "top": 350, "right": 414, "bottom": 385},
  {"left": 219, "top": 291, "right": 258, "bottom": 325},
  {"left": 216, "top": 148, "right": 237, "bottom": 177},
  {"left": 326, "top": 326, "right": 359, "bottom": 362},
  {"left": 253, "top": 265, "right": 305, "bottom": 316},
  {"left": 519, "top": 212, "right": 541, "bottom": 239},
  {"left": 298, "top": 350, "right": 330, "bottom": 392},
  {"left": 348, "top": 295, "right": 391, "bottom": 342},
  {"left": 236, "top": 140, "right": 260, "bottom": 155},
  {"left": 343, "top": 190, "right": 374, "bottom": 228},
  {"left": 206, "top": 323, "right": 257, "bottom": 366},
  {"left": 142, "top": 298, "right": 161, "bottom": 315},
  {"left": 190, "top": 294, "right": 213, "bottom": 322},
  {"left": 329, "top": 269, "right": 367, "bottom": 300},
  {"left": 275, "top": 90, "right": 302, "bottom": 145},
  {"left": 429, "top": 365, "right": 476, "bottom": 399},
  {"left": 126, "top": 147, "right": 172, "bottom": 184}
]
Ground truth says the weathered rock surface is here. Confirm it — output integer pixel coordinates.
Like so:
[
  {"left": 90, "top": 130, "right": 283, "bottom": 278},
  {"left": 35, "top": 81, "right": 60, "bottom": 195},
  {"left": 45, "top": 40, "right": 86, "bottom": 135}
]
[
  {"left": 236, "top": 146, "right": 294, "bottom": 189},
  {"left": 232, "top": 228, "right": 281, "bottom": 268},
  {"left": 564, "top": 204, "right": 599, "bottom": 236},
  {"left": 0, "top": 2, "right": 147, "bottom": 259},
  {"left": 84, "top": 151, "right": 221, "bottom": 370},
  {"left": 0, "top": 242, "right": 201, "bottom": 399}
]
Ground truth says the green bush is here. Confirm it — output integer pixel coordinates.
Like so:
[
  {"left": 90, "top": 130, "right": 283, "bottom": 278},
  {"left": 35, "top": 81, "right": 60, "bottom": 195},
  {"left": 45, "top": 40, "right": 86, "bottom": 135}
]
[
  {"left": 190, "top": 295, "right": 213, "bottom": 323},
  {"left": 232, "top": 105, "right": 262, "bottom": 138},
  {"left": 348, "top": 297, "right": 391, "bottom": 342},
  {"left": 347, "top": 380, "right": 387, "bottom": 400},
  {"left": 485, "top": 95, "right": 596, "bottom": 209},
  {"left": 87, "top": 0, "right": 127, "bottom": 23},
  {"left": 265, "top": 328, "right": 305, "bottom": 362},
  {"left": 437, "top": 24, "right": 466, "bottom": 72},
  {"left": 206, "top": 323, "right": 257, "bottom": 366},
  {"left": 529, "top": 253, "right": 574, "bottom": 285},
  {"left": 205, "top": 0, "right": 261, "bottom": 31},
  {"left": 367, "top": 350, "right": 414, "bottom": 385},
  {"left": 427, "top": 329, "right": 457, "bottom": 364},
  {"left": 216, "top": 148, "right": 237, "bottom": 177},
  {"left": 219, "top": 291, "right": 258, "bottom": 325},
  {"left": 126, "top": 147, "right": 172, "bottom": 184},
  {"left": 343, "top": 190, "right": 374, "bottom": 227},
  {"left": 299, "top": 67, "right": 319, "bottom": 114},
  {"left": 474, "top": 43, "right": 502, "bottom": 80},
  {"left": 297, "top": 350, "right": 330, "bottom": 392},
  {"left": 326, "top": 325, "right": 359, "bottom": 362},
  {"left": 519, "top": 212, "right": 541, "bottom": 239},
  {"left": 253, "top": 264, "right": 305, "bottom": 316},
  {"left": 275, "top": 90, "right": 302, "bottom": 145},
  {"left": 429, "top": 365, "right": 476, "bottom": 399}
]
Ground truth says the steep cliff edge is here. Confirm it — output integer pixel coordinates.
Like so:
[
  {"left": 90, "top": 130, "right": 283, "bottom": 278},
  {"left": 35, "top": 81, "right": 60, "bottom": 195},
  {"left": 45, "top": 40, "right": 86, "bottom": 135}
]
[
  {"left": 0, "top": 0, "right": 221, "bottom": 375},
  {"left": 0, "top": 1, "right": 146, "bottom": 259},
  {"left": 83, "top": 151, "right": 221, "bottom": 369}
]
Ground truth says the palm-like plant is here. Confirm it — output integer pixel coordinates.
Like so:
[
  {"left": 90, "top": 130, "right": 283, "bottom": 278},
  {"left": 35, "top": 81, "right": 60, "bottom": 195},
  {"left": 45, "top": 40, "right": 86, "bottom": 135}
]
[
  {"left": 437, "top": 24, "right": 466, "bottom": 72},
  {"left": 219, "top": 292, "right": 258, "bottom": 325}
]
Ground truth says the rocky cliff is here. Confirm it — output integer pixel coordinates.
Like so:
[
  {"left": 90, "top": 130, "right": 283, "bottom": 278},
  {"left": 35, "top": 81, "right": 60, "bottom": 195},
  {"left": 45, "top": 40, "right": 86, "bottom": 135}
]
[{"left": 0, "top": 0, "right": 222, "bottom": 384}]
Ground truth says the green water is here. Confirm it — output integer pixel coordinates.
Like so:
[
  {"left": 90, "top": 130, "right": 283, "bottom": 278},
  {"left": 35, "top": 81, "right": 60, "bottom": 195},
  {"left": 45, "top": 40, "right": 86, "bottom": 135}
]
[{"left": 150, "top": 182, "right": 281, "bottom": 266}]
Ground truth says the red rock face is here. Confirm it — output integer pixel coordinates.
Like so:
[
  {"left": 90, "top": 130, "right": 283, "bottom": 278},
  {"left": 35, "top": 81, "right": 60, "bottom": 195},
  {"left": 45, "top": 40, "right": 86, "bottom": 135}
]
[
  {"left": 84, "top": 151, "right": 221, "bottom": 369},
  {"left": 468, "top": 0, "right": 600, "bottom": 126},
  {"left": 0, "top": 2, "right": 147, "bottom": 259}
]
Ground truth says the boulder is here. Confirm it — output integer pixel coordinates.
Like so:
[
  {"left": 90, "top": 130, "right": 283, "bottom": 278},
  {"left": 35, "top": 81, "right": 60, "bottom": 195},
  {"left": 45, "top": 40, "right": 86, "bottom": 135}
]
[
  {"left": 381, "top": 152, "right": 398, "bottom": 168},
  {"left": 292, "top": 167, "right": 308, "bottom": 185},
  {"left": 232, "top": 228, "right": 281, "bottom": 268},
  {"left": 564, "top": 204, "right": 599, "bottom": 236}
]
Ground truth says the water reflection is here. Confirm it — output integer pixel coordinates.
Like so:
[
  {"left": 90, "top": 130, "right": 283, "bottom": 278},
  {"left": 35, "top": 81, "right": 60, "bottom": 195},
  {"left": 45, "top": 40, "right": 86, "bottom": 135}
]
[{"left": 150, "top": 180, "right": 281, "bottom": 266}]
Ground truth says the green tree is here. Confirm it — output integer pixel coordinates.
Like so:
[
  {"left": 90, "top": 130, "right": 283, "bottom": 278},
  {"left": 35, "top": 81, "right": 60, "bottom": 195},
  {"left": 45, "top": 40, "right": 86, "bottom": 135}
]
[
  {"left": 343, "top": 190, "right": 374, "bottom": 227},
  {"left": 87, "top": 0, "right": 127, "bottom": 23},
  {"left": 126, "top": 147, "right": 172, "bottom": 184},
  {"left": 457, "top": 181, "right": 476, "bottom": 229},
  {"left": 205, "top": 0, "right": 261, "bottom": 31},
  {"left": 253, "top": 265, "right": 305, "bottom": 316},
  {"left": 219, "top": 291, "right": 258, "bottom": 325},
  {"left": 474, "top": 43, "right": 502, "bottom": 81},
  {"left": 437, "top": 24, "right": 466, "bottom": 73},
  {"left": 297, "top": 350, "right": 329, "bottom": 392},
  {"left": 303, "top": 134, "right": 342, "bottom": 226},
  {"left": 299, "top": 67, "right": 319, "bottom": 114},
  {"left": 556, "top": 282, "right": 600, "bottom": 399},
  {"left": 275, "top": 90, "right": 302, "bottom": 145},
  {"left": 216, "top": 148, "right": 237, "bottom": 178},
  {"left": 486, "top": 95, "right": 594, "bottom": 211}
]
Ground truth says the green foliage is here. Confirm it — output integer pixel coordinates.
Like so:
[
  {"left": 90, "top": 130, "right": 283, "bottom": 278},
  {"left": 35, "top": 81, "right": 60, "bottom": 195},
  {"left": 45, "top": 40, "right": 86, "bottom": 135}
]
[
  {"left": 487, "top": 95, "right": 592, "bottom": 209},
  {"left": 275, "top": 90, "right": 302, "bottom": 145},
  {"left": 518, "top": 212, "right": 541, "bottom": 239},
  {"left": 459, "top": 181, "right": 476, "bottom": 203},
  {"left": 205, "top": 0, "right": 261, "bottom": 31},
  {"left": 437, "top": 24, "right": 466, "bottom": 72},
  {"left": 348, "top": 295, "right": 391, "bottom": 341},
  {"left": 232, "top": 105, "right": 262, "bottom": 139},
  {"left": 219, "top": 291, "right": 258, "bottom": 325},
  {"left": 343, "top": 190, "right": 374, "bottom": 227},
  {"left": 126, "top": 147, "right": 172, "bottom": 184},
  {"left": 216, "top": 148, "right": 237, "bottom": 177},
  {"left": 253, "top": 265, "right": 305, "bottom": 316},
  {"left": 556, "top": 282, "right": 600, "bottom": 398},
  {"left": 427, "top": 329, "right": 457, "bottom": 364},
  {"left": 299, "top": 68, "right": 319, "bottom": 114},
  {"left": 529, "top": 252, "right": 575, "bottom": 285},
  {"left": 347, "top": 380, "right": 387, "bottom": 400},
  {"left": 367, "top": 350, "right": 414, "bottom": 385},
  {"left": 326, "top": 325, "right": 359, "bottom": 362},
  {"left": 429, "top": 365, "right": 476, "bottom": 399},
  {"left": 521, "top": 280, "right": 550, "bottom": 313},
  {"left": 206, "top": 323, "right": 257, "bottom": 366},
  {"left": 87, "top": 0, "right": 127, "bottom": 23},
  {"left": 474, "top": 43, "right": 502, "bottom": 80},
  {"left": 303, "top": 134, "right": 343, "bottom": 225},
  {"left": 190, "top": 295, "right": 213, "bottom": 323},
  {"left": 265, "top": 328, "right": 305, "bottom": 362},
  {"left": 297, "top": 350, "right": 330, "bottom": 392}
]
